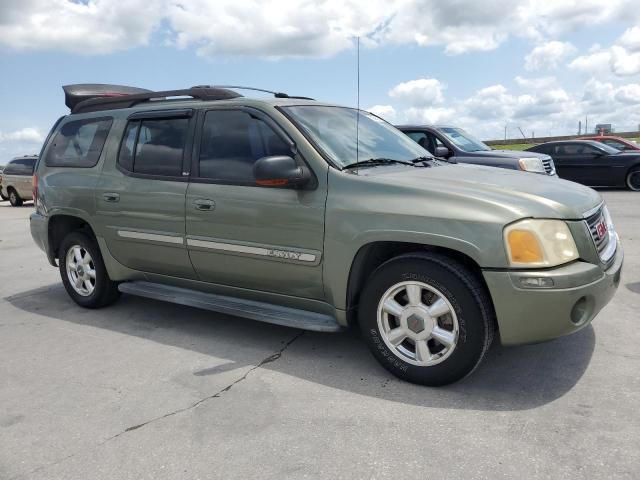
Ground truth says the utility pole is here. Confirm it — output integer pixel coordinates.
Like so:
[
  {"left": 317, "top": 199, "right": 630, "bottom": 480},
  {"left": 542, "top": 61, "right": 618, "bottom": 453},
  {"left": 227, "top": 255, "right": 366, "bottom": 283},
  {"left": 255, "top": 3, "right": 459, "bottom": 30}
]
[
  {"left": 504, "top": 124, "right": 507, "bottom": 141},
  {"left": 585, "top": 115, "right": 588, "bottom": 134}
]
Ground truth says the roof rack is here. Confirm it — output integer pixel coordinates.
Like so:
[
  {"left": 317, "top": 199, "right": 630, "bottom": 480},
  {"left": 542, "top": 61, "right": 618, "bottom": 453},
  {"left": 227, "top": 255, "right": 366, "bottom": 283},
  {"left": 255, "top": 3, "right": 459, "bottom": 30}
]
[
  {"left": 195, "top": 85, "right": 315, "bottom": 100},
  {"left": 64, "top": 84, "right": 314, "bottom": 114},
  {"left": 66, "top": 85, "right": 243, "bottom": 114}
]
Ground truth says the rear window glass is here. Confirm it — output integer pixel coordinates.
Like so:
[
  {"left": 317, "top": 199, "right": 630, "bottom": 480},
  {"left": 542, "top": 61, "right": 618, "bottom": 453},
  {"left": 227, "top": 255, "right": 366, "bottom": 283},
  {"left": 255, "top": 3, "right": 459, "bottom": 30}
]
[
  {"left": 4, "top": 158, "right": 36, "bottom": 175},
  {"left": 45, "top": 117, "right": 113, "bottom": 167}
]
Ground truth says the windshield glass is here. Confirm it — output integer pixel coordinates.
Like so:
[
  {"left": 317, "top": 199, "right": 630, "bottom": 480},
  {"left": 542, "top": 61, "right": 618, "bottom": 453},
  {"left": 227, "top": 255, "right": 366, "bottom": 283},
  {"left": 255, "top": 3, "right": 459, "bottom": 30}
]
[
  {"left": 593, "top": 142, "right": 622, "bottom": 155},
  {"left": 282, "top": 106, "right": 431, "bottom": 167},
  {"left": 439, "top": 127, "right": 491, "bottom": 152}
]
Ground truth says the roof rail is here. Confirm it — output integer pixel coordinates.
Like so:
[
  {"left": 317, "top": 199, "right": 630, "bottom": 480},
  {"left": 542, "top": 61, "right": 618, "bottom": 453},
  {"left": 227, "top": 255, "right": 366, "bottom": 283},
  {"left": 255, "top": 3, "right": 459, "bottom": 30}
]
[
  {"left": 67, "top": 85, "right": 243, "bottom": 114},
  {"left": 196, "top": 85, "right": 315, "bottom": 100}
]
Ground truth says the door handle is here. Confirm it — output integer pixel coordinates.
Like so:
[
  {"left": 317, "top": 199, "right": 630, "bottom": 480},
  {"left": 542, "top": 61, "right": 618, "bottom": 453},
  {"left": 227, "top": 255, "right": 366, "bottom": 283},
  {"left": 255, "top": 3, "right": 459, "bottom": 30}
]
[
  {"left": 103, "top": 192, "right": 120, "bottom": 202},
  {"left": 193, "top": 199, "right": 215, "bottom": 211}
]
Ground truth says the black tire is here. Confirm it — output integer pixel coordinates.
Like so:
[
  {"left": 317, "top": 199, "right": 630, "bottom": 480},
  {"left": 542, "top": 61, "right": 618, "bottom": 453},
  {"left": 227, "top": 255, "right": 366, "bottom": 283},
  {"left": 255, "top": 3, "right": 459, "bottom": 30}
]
[
  {"left": 8, "top": 189, "right": 23, "bottom": 207},
  {"left": 58, "top": 231, "right": 120, "bottom": 309},
  {"left": 626, "top": 167, "right": 640, "bottom": 191},
  {"left": 358, "top": 252, "right": 495, "bottom": 386}
]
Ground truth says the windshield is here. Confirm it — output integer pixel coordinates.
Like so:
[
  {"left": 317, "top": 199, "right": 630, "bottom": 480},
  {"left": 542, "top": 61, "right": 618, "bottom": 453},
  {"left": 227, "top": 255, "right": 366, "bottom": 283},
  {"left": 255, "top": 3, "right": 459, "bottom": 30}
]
[
  {"left": 594, "top": 142, "right": 623, "bottom": 155},
  {"left": 281, "top": 105, "right": 431, "bottom": 168},
  {"left": 439, "top": 127, "right": 491, "bottom": 152}
]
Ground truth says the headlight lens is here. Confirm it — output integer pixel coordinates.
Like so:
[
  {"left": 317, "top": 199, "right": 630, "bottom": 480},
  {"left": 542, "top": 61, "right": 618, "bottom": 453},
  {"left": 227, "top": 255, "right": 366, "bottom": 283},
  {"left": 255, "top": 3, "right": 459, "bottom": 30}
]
[
  {"left": 504, "top": 219, "right": 579, "bottom": 267},
  {"left": 518, "top": 157, "right": 546, "bottom": 173}
]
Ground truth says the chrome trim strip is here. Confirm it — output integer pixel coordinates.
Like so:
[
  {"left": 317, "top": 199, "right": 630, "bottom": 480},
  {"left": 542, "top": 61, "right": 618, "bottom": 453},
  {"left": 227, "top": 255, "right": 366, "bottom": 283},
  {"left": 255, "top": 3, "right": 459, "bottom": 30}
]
[
  {"left": 117, "top": 230, "right": 184, "bottom": 245},
  {"left": 582, "top": 202, "right": 604, "bottom": 219},
  {"left": 186, "top": 238, "right": 317, "bottom": 263}
]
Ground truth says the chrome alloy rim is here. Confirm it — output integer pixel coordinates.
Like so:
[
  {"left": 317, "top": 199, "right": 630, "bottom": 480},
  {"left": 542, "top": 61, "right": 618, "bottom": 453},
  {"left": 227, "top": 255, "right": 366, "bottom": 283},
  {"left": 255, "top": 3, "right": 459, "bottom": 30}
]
[
  {"left": 376, "top": 281, "right": 459, "bottom": 367},
  {"left": 628, "top": 171, "right": 640, "bottom": 191},
  {"left": 66, "top": 245, "right": 96, "bottom": 296}
]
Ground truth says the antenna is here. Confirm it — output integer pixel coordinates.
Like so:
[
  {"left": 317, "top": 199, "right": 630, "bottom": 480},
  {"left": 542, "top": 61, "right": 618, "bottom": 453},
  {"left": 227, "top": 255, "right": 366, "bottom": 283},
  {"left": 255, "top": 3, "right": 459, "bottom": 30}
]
[{"left": 356, "top": 36, "right": 360, "bottom": 166}]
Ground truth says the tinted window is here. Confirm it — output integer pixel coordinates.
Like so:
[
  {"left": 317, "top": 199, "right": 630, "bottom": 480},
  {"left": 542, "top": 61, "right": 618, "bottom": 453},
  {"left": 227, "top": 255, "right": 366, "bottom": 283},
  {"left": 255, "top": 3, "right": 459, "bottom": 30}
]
[
  {"left": 403, "top": 131, "right": 444, "bottom": 155},
  {"left": 4, "top": 158, "right": 36, "bottom": 175},
  {"left": 198, "top": 110, "right": 291, "bottom": 183},
  {"left": 117, "top": 118, "right": 189, "bottom": 177},
  {"left": 601, "top": 140, "right": 624, "bottom": 150},
  {"left": 45, "top": 117, "right": 112, "bottom": 167}
]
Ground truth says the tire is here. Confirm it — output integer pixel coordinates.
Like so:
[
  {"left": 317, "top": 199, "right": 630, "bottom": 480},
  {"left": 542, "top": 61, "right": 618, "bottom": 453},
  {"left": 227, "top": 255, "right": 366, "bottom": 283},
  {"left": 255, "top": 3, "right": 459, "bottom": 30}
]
[
  {"left": 58, "top": 231, "right": 120, "bottom": 309},
  {"left": 0, "top": 191, "right": 7, "bottom": 201},
  {"left": 8, "top": 189, "right": 23, "bottom": 207},
  {"left": 358, "top": 252, "right": 495, "bottom": 386},
  {"left": 626, "top": 167, "right": 640, "bottom": 191}
]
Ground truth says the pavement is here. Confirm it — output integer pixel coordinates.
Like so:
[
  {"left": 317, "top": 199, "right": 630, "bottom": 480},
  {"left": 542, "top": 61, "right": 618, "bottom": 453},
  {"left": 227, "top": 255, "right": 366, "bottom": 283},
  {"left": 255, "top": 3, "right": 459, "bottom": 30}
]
[{"left": 1, "top": 191, "right": 639, "bottom": 480}]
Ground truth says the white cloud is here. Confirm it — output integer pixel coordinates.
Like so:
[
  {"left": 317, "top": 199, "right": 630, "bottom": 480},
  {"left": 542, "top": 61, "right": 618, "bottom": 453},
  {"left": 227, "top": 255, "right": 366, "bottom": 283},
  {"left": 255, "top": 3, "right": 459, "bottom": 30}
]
[
  {"left": 0, "top": 0, "right": 164, "bottom": 54},
  {"left": 569, "top": 50, "right": 612, "bottom": 74},
  {"left": 0, "top": 127, "right": 43, "bottom": 144},
  {"left": 524, "top": 41, "right": 576, "bottom": 71},
  {"left": 388, "top": 79, "right": 445, "bottom": 106},
  {"left": 569, "top": 27, "right": 640, "bottom": 77},
  {"left": 367, "top": 105, "right": 397, "bottom": 122},
  {"left": 1, "top": 1, "right": 639, "bottom": 57},
  {"left": 380, "top": 76, "right": 640, "bottom": 140},
  {"left": 514, "top": 76, "right": 557, "bottom": 89},
  {"left": 619, "top": 25, "right": 640, "bottom": 51}
]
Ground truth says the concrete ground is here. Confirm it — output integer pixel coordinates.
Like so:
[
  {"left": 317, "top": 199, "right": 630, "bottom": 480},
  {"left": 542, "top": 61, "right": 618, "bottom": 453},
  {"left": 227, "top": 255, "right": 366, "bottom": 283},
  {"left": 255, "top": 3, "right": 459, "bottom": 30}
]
[{"left": 1, "top": 191, "right": 638, "bottom": 480}]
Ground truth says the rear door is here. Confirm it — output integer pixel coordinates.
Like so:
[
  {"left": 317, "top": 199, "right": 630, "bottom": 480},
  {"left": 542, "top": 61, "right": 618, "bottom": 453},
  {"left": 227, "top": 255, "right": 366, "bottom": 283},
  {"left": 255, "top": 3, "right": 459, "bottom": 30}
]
[
  {"left": 185, "top": 107, "right": 326, "bottom": 300},
  {"left": 94, "top": 109, "right": 196, "bottom": 278}
]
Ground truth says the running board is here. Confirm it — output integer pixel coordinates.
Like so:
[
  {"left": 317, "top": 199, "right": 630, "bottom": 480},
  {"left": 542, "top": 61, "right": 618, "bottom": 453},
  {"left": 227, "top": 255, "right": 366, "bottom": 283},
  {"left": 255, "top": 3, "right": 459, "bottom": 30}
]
[{"left": 118, "top": 281, "right": 343, "bottom": 332}]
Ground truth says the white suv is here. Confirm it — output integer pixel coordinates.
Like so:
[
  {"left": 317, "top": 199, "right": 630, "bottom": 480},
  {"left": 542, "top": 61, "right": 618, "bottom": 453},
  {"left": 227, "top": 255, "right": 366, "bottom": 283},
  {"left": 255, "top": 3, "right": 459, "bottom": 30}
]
[{"left": 1, "top": 155, "right": 37, "bottom": 206}]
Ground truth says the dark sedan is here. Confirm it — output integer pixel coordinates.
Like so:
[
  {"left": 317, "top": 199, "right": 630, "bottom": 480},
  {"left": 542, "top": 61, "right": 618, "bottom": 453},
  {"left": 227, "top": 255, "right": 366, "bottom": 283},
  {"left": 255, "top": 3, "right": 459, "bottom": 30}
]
[{"left": 527, "top": 140, "right": 640, "bottom": 191}]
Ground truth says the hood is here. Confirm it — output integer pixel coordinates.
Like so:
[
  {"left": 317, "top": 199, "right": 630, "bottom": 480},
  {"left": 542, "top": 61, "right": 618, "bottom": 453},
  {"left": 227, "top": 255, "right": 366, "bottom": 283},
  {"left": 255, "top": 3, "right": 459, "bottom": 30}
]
[
  {"left": 468, "top": 149, "right": 547, "bottom": 159},
  {"left": 358, "top": 163, "right": 600, "bottom": 220}
]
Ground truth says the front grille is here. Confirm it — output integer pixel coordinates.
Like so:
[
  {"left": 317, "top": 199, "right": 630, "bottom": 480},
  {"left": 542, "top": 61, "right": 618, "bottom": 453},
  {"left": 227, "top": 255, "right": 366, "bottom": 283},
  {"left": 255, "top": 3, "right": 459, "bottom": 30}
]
[
  {"left": 584, "top": 206, "right": 613, "bottom": 261},
  {"left": 542, "top": 157, "right": 555, "bottom": 175}
]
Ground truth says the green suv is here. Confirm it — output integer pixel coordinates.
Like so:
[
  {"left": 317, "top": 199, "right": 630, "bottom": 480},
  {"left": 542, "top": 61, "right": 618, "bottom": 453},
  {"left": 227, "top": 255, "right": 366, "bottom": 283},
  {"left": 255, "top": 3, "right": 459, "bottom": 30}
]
[{"left": 30, "top": 84, "right": 623, "bottom": 386}]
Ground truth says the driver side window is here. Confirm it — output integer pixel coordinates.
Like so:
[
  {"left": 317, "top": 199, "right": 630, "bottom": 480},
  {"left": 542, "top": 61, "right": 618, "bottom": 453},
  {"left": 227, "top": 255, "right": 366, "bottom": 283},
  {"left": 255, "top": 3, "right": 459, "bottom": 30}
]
[{"left": 197, "top": 110, "right": 291, "bottom": 184}]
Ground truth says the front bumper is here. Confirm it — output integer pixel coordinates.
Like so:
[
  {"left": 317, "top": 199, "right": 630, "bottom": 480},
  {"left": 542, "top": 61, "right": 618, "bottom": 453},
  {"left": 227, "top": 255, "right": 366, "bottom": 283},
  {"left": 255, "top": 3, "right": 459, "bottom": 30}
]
[{"left": 483, "top": 242, "right": 623, "bottom": 346}]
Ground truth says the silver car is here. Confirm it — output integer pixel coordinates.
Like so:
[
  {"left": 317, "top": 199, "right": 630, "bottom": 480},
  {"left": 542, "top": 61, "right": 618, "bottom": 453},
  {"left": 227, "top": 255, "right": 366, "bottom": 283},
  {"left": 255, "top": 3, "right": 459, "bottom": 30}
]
[{"left": 1, "top": 156, "right": 37, "bottom": 206}]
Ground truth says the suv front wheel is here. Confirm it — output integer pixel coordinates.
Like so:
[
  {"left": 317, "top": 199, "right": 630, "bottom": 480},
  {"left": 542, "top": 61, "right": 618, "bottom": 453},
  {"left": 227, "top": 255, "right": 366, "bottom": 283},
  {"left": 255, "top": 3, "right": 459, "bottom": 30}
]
[
  {"left": 59, "top": 231, "right": 120, "bottom": 308},
  {"left": 358, "top": 252, "right": 495, "bottom": 386}
]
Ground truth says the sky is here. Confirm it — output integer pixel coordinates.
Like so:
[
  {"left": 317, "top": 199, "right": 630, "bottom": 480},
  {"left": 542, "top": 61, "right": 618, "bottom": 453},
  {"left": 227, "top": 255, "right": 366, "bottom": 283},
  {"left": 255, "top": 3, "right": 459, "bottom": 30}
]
[{"left": 1, "top": 0, "right": 640, "bottom": 161}]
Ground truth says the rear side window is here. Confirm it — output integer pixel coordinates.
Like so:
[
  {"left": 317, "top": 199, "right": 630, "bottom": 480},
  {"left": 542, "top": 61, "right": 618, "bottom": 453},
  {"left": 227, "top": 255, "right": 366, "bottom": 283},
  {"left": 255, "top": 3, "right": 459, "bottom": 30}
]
[
  {"left": 198, "top": 110, "right": 291, "bottom": 183},
  {"left": 45, "top": 117, "right": 113, "bottom": 167},
  {"left": 118, "top": 118, "right": 189, "bottom": 177}
]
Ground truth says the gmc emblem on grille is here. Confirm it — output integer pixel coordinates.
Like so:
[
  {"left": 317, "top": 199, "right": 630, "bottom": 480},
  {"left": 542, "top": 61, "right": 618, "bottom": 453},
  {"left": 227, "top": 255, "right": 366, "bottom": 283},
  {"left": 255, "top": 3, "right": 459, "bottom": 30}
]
[{"left": 596, "top": 220, "right": 608, "bottom": 239}]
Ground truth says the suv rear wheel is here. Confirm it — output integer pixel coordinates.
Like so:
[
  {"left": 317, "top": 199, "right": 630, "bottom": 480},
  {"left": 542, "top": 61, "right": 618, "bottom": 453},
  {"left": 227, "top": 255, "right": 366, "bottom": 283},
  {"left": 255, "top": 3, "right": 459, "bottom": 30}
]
[
  {"left": 8, "top": 189, "right": 23, "bottom": 207},
  {"left": 59, "top": 231, "right": 120, "bottom": 308},
  {"left": 358, "top": 252, "right": 494, "bottom": 386}
]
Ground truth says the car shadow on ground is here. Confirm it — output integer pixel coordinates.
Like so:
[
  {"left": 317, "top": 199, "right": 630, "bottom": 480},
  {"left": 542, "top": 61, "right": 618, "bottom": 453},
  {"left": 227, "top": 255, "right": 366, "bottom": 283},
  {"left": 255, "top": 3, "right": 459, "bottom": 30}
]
[{"left": 6, "top": 283, "right": 596, "bottom": 412}]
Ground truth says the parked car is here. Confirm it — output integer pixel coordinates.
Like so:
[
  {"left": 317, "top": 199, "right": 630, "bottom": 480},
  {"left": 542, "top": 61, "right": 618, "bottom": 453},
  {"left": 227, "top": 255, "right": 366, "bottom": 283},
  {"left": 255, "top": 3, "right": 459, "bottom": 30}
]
[
  {"left": 0, "top": 166, "right": 6, "bottom": 201},
  {"left": 31, "top": 84, "right": 622, "bottom": 386},
  {"left": 526, "top": 140, "right": 640, "bottom": 191},
  {"left": 1, "top": 155, "right": 37, "bottom": 206},
  {"left": 580, "top": 135, "right": 640, "bottom": 152},
  {"left": 397, "top": 125, "right": 556, "bottom": 175}
]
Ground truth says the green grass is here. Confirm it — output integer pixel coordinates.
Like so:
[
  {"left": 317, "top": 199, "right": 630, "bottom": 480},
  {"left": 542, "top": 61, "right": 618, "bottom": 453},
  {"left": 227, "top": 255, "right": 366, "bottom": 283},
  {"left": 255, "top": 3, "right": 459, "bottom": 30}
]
[{"left": 490, "top": 143, "right": 538, "bottom": 151}]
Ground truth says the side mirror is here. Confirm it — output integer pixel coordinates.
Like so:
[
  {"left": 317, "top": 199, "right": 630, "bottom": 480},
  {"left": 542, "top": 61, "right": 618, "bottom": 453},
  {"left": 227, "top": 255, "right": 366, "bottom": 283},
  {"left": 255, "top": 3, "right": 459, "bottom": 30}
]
[
  {"left": 253, "top": 155, "right": 311, "bottom": 188},
  {"left": 435, "top": 146, "right": 451, "bottom": 158}
]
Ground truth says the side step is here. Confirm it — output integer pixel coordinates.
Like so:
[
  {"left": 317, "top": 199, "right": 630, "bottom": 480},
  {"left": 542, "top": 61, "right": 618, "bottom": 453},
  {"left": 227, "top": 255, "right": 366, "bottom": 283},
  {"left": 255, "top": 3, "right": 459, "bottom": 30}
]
[{"left": 118, "top": 281, "right": 343, "bottom": 333}]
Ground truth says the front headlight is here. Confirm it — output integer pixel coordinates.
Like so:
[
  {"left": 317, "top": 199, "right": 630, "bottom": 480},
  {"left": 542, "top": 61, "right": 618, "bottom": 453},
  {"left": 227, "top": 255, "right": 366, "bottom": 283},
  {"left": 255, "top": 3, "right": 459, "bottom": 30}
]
[
  {"left": 518, "top": 157, "right": 546, "bottom": 173},
  {"left": 504, "top": 219, "right": 579, "bottom": 267}
]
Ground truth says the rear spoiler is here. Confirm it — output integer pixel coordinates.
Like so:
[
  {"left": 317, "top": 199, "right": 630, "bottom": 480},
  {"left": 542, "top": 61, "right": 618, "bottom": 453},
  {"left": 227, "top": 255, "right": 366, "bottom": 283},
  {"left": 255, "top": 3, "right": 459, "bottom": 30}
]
[{"left": 62, "top": 84, "right": 153, "bottom": 111}]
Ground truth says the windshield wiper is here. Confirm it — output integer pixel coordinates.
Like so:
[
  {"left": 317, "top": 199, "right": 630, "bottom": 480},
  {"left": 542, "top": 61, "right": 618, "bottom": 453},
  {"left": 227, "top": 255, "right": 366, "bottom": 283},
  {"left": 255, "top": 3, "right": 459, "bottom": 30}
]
[
  {"left": 410, "top": 156, "right": 436, "bottom": 164},
  {"left": 343, "top": 158, "right": 414, "bottom": 169}
]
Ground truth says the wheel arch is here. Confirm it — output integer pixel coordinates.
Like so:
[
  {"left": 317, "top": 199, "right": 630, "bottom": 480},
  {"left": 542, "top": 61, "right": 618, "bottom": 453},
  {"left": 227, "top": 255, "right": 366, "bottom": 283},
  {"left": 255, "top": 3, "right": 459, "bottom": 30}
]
[
  {"left": 345, "top": 241, "right": 494, "bottom": 327},
  {"left": 48, "top": 214, "right": 98, "bottom": 264}
]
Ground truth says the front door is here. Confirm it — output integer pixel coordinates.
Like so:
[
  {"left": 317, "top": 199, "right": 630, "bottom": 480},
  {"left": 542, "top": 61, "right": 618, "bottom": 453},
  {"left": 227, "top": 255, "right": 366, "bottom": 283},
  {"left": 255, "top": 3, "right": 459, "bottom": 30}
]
[
  {"left": 185, "top": 107, "right": 326, "bottom": 300},
  {"left": 94, "top": 110, "right": 196, "bottom": 279}
]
